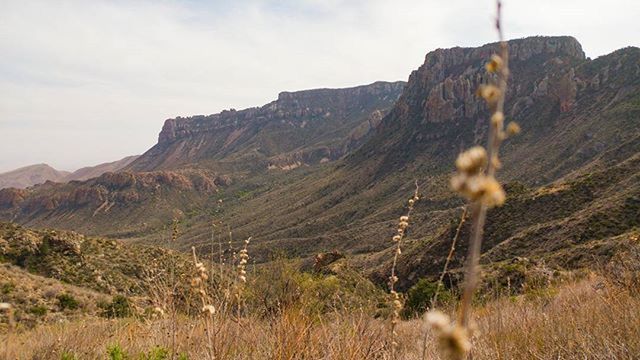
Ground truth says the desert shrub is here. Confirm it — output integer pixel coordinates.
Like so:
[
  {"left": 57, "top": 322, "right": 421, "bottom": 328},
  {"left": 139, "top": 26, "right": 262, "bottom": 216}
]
[
  {"left": 404, "top": 278, "right": 453, "bottom": 317},
  {"left": 60, "top": 352, "right": 78, "bottom": 360},
  {"left": 247, "top": 257, "right": 385, "bottom": 317},
  {"left": 29, "top": 305, "right": 48, "bottom": 316},
  {"left": 139, "top": 346, "right": 169, "bottom": 360},
  {"left": 246, "top": 258, "right": 303, "bottom": 316},
  {"left": 57, "top": 293, "right": 79, "bottom": 310},
  {"left": 107, "top": 344, "right": 128, "bottom": 360},
  {"left": 99, "top": 295, "right": 132, "bottom": 318},
  {"left": 1, "top": 281, "right": 15, "bottom": 294}
]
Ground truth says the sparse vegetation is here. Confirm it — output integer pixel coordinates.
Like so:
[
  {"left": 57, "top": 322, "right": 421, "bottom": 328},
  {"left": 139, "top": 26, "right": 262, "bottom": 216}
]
[
  {"left": 56, "top": 293, "right": 79, "bottom": 311},
  {"left": 98, "top": 295, "right": 132, "bottom": 318}
]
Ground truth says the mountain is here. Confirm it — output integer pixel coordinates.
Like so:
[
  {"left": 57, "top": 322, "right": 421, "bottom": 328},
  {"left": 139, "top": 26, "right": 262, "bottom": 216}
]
[
  {"left": 64, "top": 155, "right": 139, "bottom": 182},
  {"left": 0, "top": 164, "right": 70, "bottom": 189},
  {"left": 0, "top": 36, "right": 638, "bottom": 291}
]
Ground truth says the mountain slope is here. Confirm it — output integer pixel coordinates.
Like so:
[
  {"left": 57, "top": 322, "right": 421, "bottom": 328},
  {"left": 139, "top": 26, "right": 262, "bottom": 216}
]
[{"left": 0, "top": 82, "right": 405, "bottom": 237}]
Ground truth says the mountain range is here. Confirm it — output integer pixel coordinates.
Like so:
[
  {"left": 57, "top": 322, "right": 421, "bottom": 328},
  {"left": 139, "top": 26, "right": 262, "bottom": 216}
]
[
  {"left": 0, "top": 156, "right": 139, "bottom": 190},
  {"left": 1, "top": 35, "right": 638, "bottom": 290}
]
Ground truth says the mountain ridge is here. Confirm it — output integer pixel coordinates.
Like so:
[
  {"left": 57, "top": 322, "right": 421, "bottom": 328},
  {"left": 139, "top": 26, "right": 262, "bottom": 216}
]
[{"left": 126, "top": 81, "right": 406, "bottom": 172}]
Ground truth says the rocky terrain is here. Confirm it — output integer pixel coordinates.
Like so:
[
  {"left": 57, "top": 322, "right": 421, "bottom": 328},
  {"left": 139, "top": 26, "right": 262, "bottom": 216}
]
[{"left": 0, "top": 36, "right": 638, "bottom": 292}]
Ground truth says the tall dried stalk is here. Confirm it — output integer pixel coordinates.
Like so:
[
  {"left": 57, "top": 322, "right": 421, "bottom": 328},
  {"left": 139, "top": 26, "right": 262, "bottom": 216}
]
[
  {"left": 1, "top": 303, "right": 14, "bottom": 360},
  {"left": 388, "top": 181, "right": 420, "bottom": 356},
  {"left": 432, "top": 206, "right": 467, "bottom": 309},
  {"left": 420, "top": 206, "right": 467, "bottom": 360},
  {"left": 169, "top": 219, "right": 180, "bottom": 360},
  {"left": 191, "top": 247, "right": 216, "bottom": 359}
]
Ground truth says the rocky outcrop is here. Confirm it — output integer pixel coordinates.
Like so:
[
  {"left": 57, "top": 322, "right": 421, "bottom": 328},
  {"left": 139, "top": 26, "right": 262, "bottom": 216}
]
[
  {"left": 404, "top": 36, "right": 585, "bottom": 125},
  {"left": 0, "top": 169, "right": 225, "bottom": 217},
  {"left": 0, "top": 188, "right": 28, "bottom": 208},
  {"left": 349, "top": 36, "right": 639, "bottom": 178}
]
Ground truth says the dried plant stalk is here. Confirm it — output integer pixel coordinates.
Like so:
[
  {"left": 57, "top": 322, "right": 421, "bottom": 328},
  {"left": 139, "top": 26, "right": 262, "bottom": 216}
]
[
  {"left": 389, "top": 181, "right": 420, "bottom": 356},
  {"left": 432, "top": 206, "right": 467, "bottom": 309},
  {"left": 428, "top": 1, "right": 519, "bottom": 359}
]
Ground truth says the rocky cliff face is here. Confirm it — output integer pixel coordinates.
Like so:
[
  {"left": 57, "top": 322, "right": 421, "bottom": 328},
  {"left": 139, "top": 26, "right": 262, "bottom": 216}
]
[
  {"left": 128, "top": 81, "right": 405, "bottom": 172},
  {"left": 350, "top": 37, "right": 638, "bottom": 184},
  {"left": 404, "top": 36, "right": 585, "bottom": 124}
]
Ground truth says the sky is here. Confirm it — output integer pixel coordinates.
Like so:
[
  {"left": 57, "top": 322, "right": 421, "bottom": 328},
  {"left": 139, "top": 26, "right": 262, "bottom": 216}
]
[{"left": 0, "top": 0, "right": 638, "bottom": 172}]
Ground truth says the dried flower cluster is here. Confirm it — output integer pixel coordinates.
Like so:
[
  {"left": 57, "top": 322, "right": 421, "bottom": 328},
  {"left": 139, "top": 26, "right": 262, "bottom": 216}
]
[
  {"left": 426, "top": 311, "right": 471, "bottom": 360},
  {"left": 237, "top": 237, "right": 251, "bottom": 283},
  {"left": 450, "top": 146, "right": 505, "bottom": 207},
  {"left": 191, "top": 246, "right": 215, "bottom": 316}
]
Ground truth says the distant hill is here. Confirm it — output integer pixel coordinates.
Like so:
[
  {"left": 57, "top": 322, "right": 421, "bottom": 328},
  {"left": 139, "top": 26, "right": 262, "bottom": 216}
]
[
  {"left": 0, "top": 164, "right": 69, "bottom": 189},
  {"left": 64, "top": 155, "right": 139, "bottom": 182},
  {"left": 0, "top": 156, "right": 139, "bottom": 190}
]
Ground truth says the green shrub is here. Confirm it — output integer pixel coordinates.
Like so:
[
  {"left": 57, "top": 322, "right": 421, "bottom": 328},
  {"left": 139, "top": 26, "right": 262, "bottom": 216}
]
[
  {"left": 29, "top": 305, "right": 48, "bottom": 316},
  {"left": 107, "top": 344, "right": 128, "bottom": 360},
  {"left": 404, "top": 278, "right": 453, "bottom": 317},
  {"left": 139, "top": 346, "right": 169, "bottom": 360},
  {"left": 1, "top": 281, "right": 15, "bottom": 294},
  {"left": 57, "top": 293, "right": 79, "bottom": 310},
  {"left": 99, "top": 295, "right": 132, "bottom": 318},
  {"left": 60, "top": 352, "right": 78, "bottom": 360}
]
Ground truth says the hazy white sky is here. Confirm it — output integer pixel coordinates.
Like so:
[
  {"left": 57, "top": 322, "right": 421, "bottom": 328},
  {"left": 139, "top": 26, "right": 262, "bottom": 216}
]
[{"left": 0, "top": 0, "right": 638, "bottom": 172}]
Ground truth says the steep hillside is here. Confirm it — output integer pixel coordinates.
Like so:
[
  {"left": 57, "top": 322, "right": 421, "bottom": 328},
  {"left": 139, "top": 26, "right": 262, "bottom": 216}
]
[
  {"left": 0, "top": 164, "right": 70, "bottom": 189},
  {"left": 181, "top": 36, "right": 639, "bottom": 260},
  {"left": 0, "top": 82, "right": 405, "bottom": 237}
]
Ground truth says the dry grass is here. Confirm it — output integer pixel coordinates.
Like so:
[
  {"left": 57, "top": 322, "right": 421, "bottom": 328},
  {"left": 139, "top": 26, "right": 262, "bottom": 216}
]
[{"left": 2, "top": 275, "right": 638, "bottom": 360}]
